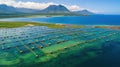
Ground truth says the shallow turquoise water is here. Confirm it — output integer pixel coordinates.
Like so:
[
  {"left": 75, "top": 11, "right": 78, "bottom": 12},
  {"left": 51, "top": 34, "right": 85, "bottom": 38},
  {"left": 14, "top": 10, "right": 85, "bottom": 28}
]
[{"left": 0, "top": 26, "right": 120, "bottom": 67}]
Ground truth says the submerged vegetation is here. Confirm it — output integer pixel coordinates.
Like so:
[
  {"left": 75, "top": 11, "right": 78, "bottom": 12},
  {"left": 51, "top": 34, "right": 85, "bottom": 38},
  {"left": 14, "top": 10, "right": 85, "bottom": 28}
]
[
  {"left": 0, "top": 26, "right": 119, "bottom": 67},
  {"left": 0, "top": 21, "right": 120, "bottom": 67}
]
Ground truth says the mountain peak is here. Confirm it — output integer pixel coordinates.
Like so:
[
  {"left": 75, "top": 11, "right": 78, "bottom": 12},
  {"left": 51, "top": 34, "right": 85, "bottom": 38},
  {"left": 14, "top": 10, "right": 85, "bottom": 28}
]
[
  {"left": 49, "top": 4, "right": 65, "bottom": 7},
  {"left": 49, "top": 5, "right": 57, "bottom": 7},
  {"left": 58, "top": 4, "right": 64, "bottom": 7},
  {"left": 81, "top": 10, "right": 89, "bottom": 11},
  {"left": 0, "top": 4, "right": 9, "bottom": 8},
  {"left": 0, "top": 4, "right": 94, "bottom": 15},
  {"left": 41, "top": 4, "right": 70, "bottom": 13},
  {"left": 46, "top": 4, "right": 67, "bottom": 9},
  {"left": 73, "top": 9, "right": 94, "bottom": 15}
]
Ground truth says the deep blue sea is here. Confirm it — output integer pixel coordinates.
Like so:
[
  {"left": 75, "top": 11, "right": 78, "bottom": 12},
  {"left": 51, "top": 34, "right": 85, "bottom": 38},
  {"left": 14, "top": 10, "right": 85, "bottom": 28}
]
[{"left": 0, "top": 15, "right": 120, "bottom": 25}]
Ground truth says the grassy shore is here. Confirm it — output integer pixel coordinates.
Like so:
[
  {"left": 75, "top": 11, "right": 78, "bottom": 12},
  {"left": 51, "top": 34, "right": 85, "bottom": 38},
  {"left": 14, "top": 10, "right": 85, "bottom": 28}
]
[
  {"left": 0, "top": 21, "right": 85, "bottom": 28},
  {"left": 0, "top": 21, "right": 119, "bottom": 30},
  {"left": 93, "top": 25, "right": 120, "bottom": 30}
]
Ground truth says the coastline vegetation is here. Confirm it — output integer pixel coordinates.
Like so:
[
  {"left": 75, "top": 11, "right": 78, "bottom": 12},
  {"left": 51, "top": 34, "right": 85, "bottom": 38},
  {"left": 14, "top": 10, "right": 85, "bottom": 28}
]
[
  {"left": 93, "top": 25, "right": 120, "bottom": 30},
  {"left": 0, "top": 21, "right": 119, "bottom": 30},
  {"left": 0, "top": 21, "right": 85, "bottom": 28}
]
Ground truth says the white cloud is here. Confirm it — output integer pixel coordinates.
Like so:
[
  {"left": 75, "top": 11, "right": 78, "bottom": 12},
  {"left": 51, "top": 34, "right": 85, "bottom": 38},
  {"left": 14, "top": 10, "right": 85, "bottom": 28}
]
[
  {"left": 0, "top": 0, "right": 58, "bottom": 10},
  {"left": 65, "top": 5, "right": 84, "bottom": 11},
  {"left": 0, "top": 0, "right": 98, "bottom": 12}
]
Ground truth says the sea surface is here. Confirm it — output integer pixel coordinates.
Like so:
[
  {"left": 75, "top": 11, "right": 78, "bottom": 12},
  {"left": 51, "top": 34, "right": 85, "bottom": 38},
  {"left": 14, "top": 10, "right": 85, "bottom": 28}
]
[
  {"left": 0, "top": 26, "right": 120, "bottom": 67},
  {"left": 0, "top": 15, "right": 120, "bottom": 25},
  {"left": 0, "top": 15, "right": 120, "bottom": 67}
]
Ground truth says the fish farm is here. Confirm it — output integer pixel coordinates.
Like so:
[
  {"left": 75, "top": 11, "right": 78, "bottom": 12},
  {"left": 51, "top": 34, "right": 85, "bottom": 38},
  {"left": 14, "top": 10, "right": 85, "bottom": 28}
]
[{"left": 0, "top": 26, "right": 120, "bottom": 67}]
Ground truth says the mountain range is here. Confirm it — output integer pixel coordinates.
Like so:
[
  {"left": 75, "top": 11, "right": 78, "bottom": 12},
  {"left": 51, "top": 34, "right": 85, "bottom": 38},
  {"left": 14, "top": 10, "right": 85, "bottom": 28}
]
[{"left": 0, "top": 4, "right": 94, "bottom": 15}]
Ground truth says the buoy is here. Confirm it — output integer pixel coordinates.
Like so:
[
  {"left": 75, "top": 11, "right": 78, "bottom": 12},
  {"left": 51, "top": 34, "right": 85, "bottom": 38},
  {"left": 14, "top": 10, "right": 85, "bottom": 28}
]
[
  {"left": 73, "top": 44, "right": 77, "bottom": 47},
  {"left": 106, "top": 40, "right": 110, "bottom": 42},
  {"left": 20, "top": 50, "right": 23, "bottom": 53},
  {"left": 49, "top": 51, "right": 53, "bottom": 54},
  {"left": 35, "top": 55, "right": 39, "bottom": 58},
  {"left": 31, "top": 47, "right": 35, "bottom": 50},
  {"left": 48, "top": 43, "right": 51, "bottom": 46},
  {"left": 41, "top": 39, "right": 45, "bottom": 42},
  {"left": 2, "top": 47, "right": 5, "bottom": 50},
  {"left": 64, "top": 47, "right": 68, "bottom": 49},
  {"left": 40, "top": 46, "right": 43, "bottom": 49},
  {"left": 7, "top": 46, "right": 11, "bottom": 49}
]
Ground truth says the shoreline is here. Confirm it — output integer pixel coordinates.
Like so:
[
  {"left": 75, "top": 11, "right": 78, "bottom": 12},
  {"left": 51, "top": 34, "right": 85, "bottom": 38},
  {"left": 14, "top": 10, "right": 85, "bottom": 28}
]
[
  {"left": 0, "top": 19, "right": 120, "bottom": 26},
  {"left": 0, "top": 21, "right": 85, "bottom": 29},
  {"left": 0, "top": 21, "right": 120, "bottom": 30}
]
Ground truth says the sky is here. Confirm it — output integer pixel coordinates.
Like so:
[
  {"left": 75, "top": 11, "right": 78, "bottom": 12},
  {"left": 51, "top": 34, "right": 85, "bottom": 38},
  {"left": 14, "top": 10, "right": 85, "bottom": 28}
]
[{"left": 0, "top": 0, "right": 119, "bottom": 14}]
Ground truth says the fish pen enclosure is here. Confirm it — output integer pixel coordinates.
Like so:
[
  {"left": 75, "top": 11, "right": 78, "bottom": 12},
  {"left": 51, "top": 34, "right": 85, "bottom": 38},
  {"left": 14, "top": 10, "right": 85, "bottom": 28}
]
[{"left": 0, "top": 26, "right": 120, "bottom": 67}]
